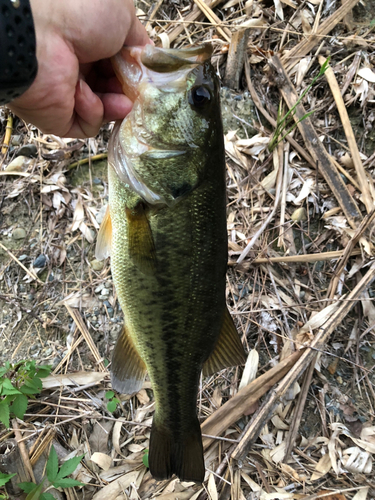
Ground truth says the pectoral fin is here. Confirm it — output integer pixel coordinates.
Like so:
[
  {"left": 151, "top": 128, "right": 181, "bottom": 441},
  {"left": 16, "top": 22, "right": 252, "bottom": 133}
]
[
  {"left": 203, "top": 307, "right": 247, "bottom": 377},
  {"left": 111, "top": 324, "right": 147, "bottom": 395},
  {"left": 95, "top": 205, "right": 112, "bottom": 260},
  {"left": 126, "top": 203, "right": 156, "bottom": 275}
]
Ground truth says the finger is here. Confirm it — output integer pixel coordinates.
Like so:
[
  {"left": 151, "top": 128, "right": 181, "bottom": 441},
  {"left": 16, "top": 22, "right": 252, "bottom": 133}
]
[
  {"left": 124, "top": 17, "right": 152, "bottom": 47},
  {"left": 63, "top": 79, "right": 104, "bottom": 138},
  {"left": 98, "top": 92, "right": 134, "bottom": 122}
]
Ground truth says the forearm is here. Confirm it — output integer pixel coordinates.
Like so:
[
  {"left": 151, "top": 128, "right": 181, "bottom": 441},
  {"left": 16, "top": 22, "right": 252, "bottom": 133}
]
[{"left": 0, "top": 0, "right": 38, "bottom": 105}]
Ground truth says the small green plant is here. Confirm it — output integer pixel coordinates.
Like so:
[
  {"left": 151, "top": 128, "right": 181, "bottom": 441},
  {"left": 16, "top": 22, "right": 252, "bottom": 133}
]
[
  {"left": 19, "top": 446, "right": 83, "bottom": 500},
  {"left": 0, "top": 471, "right": 15, "bottom": 498},
  {"left": 269, "top": 57, "right": 331, "bottom": 151},
  {"left": 0, "top": 360, "right": 51, "bottom": 428},
  {"left": 104, "top": 390, "right": 120, "bottom": 413}
]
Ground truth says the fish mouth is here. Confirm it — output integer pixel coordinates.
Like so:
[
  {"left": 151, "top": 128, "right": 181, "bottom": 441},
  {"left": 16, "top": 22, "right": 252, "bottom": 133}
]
[
  {"left": 109, "top": 44, "right": 212, "bottom": 206},
  {"left": 112, "top": 43, "right": 213, "bottom": 100}
]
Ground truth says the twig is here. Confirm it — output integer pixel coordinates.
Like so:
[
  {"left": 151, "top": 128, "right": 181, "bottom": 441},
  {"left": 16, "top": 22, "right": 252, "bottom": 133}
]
[
  {"left": 319, "top": 55, "right": 374, "bottom": 213},
  {"left": 230, "top": 262, "right": 375, "bottom": 462},
  {"left": 65, "top": 305, "right": 108, "bottom": 372},
  {"left": 327, "top": 209, "right": 375, "bottom": 299},
  {"left": 0, "top": 241, "right": 43, "bottom": 285},
  {"left": 237, "top": 144, "right": 284, "bottom": 263},
  {"left": 193, "top": 0, "right": 232, "bottom": 42},
  {"left": 281, "top": 0, "right": 361, "bottom": 71},
  {"left": 68, "top": 153, "right": 107, "bottom": 170},
  {"left": 269, "top": 54, "right": 362, "bottom": 229},
  {"left": 201, "top": 348, "right": 305, "bottom": 449},
  {"left": 12, "top": 419, "right": 35, "bottom": 483},
  {"left": 1, "top": 114, "right": 13, "bottom": 155},
  {"left": 229, "top": 248, "right": 362, "bottom": 267}
]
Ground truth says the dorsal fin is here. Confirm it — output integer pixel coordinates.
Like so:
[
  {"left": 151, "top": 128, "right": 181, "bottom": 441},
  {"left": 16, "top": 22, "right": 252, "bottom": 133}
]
[{"left": 203, "top": 307, "right": 247, "bottom": 377}]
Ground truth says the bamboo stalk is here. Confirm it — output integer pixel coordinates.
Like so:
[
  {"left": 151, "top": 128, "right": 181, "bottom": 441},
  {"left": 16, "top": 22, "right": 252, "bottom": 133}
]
[{"left": 1, "top": 114, "right": 13, "bottom": 155}]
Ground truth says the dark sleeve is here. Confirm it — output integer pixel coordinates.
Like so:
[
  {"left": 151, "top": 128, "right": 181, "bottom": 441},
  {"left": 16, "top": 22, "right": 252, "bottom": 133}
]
[{"left": 0, "top": 0, "right": 38, "bottom": 105}]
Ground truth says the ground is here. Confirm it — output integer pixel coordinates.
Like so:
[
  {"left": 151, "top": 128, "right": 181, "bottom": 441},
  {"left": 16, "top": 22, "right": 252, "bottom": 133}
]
[{"left": 0, "top": 0, "right": 375, "bottom": 499}]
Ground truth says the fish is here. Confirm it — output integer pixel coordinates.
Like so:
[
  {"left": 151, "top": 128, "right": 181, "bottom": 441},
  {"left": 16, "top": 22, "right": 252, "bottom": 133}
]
[{"left": 95, "top": 43, "right": 246, "bottom": 483}]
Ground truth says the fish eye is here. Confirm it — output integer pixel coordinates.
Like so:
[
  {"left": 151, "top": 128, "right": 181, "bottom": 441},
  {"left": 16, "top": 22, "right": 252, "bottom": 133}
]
[{"left": 189, "top": 86, "right": 211, "bottom": 107}]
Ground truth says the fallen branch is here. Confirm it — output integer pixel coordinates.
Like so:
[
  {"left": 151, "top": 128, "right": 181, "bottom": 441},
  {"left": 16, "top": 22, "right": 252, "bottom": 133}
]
[
  {"left": 230, "top": 261, "right": 375, "bottom": 461},
  {"left": 269, "top": 54, "right": 362, "bottom": 229}
]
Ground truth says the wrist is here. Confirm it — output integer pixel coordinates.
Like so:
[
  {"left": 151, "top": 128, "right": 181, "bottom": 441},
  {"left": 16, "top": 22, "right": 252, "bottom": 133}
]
[{"left": 0, "top": 0, "right": 38, "bottom": 105}]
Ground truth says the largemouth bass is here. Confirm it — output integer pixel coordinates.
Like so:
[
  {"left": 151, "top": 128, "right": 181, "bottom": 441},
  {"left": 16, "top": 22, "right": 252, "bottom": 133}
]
[{"left": 96, "top": 43, "right": 246, "bottom": 483}]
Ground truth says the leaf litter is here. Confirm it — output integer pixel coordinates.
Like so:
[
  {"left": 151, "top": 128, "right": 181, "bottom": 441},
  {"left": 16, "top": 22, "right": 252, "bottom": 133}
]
[{"left": 1, "top": 0, "right": 375, "bottom": 498}]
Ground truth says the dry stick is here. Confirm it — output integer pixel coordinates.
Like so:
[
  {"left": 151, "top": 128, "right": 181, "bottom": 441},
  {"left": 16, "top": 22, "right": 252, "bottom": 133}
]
[
  {"left": 65, "top": 305, "right": 107, "bottom": 372},
  {"left": 281, "top": 0, "right": 361, "bottom": 70},
  {"left": 68, "top": 153, "right": 107, "bottom": 171},
  {"left": 283, "top": 352, "right": 317, "bottom": 460},
  {"left": 269, "top": 54, "right": 362, "bottom": 230},
  {"left": 230, "top": 261, "right": 375, "bottom": 462},
  {"left": 245, "top": 58, "right": 316, "bottom": 171},
  {"left": 244, "top": 58, "right": 360, "bottom": 190},
  {"left": 1, "top": 114, "right": 13, "bottom": 155},
  {"left": 230, "top": 248, "right": 362, "bottom": 267},
  {"left": 201, "top": 348, "right": 305, "bottom": 449},
  {"left": 224, "top": 29, "right": 250, "bottom": 90},
  {"left": 12, "top": 419, "right": 36, "bottom": 483},
  {"left": 0, "top": 241, "right": 43, "bottom": 285},
  {"left": 192, "top": 0, "right": 232, "bottom": 42},
  {"left": 237, "top": 145, "right": 284, "bottom": 263},
  {"left": 168, "top": 0, "right": 224, "bottom": 43},
  {"left": 327, "top": 209, "right": 375, "bottom": 299},
  {"left": 145, "top": 0, "right": 164, "bottom": 29},
  {"left": 319, "top": 55, "right": 374, "bottom": 213}
]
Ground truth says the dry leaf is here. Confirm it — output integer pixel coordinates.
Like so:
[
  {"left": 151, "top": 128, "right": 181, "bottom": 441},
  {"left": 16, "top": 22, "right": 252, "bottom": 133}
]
[
  {"left": 311, "top": 453, "right": 332, "bottom": 481},
  {"left": 239, "top": 349, "right": 259, "bottom": 389},
  {"left": 207, "top": 473, "right": 218, "bottom": 500},
  {"left": 89, "top": 420, "right": 114, "bottom": 454},
  {"left": 357, "top": 67, "right": 375, "bottom": 83},
  {"left": 91, "top": 452, "right": 112, "bottom": 471}
]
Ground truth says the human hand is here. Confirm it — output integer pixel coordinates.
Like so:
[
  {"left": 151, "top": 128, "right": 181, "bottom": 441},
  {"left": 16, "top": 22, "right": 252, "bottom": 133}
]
[{"left": 8, "top": 0, "right": 151, "bottom": 138}]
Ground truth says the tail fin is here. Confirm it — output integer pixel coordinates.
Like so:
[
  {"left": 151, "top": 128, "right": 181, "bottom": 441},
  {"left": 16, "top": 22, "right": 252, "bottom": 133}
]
[{"left": 148, "top": 416, "right": 204, "bottom": 483}]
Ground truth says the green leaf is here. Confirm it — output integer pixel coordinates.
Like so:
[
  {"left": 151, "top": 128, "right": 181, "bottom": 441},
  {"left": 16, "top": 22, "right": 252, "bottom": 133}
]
[
  {"left": 142, "top": 450, "right": 149, "bottom": 468},
  {"left": 19, "top": 482, "right": 38, "bottom": 493},
  {"left": 36, "top": 366, "right": 52, "bottom": 379},
  {"left": 52, "top": 478, "right": 84, "bottom": 489},
  {"left": 105, "top": 390, "right": 114, "bottom": 400},
  {"left": 1, "top": 378, "right": 21, "bottom": 395},
  {"left": 0, "top": 471, "right": 16, "bottom": 487},
  {"left": 46, "top": 446, "right": 59, "bottom": 483},
  {"left": 10, "top": 393, "right": 28, "bottom": 419},
  {"left": 25, "top": 377, "right": 42, "bottom": 392},
  {"left": 0, "top": 366, "right": 9, "bottom": 377},
  {"left": 41, "top": 493, "right": 56, "bottom": 500},
  {"left": 107, "top": 400, "right": 117, "bottom": 413},
  {"left": 19, "top": 384, "right": 39, "bottom": 395},
  {"left": 25, "top": 481, "right": 45, "bottom": 500},
  {"left": 55, "top": 455, "right": 84, "bottom": 480},
  {"left": 0, "top": 401, "right": 10, "bottom": 428}
]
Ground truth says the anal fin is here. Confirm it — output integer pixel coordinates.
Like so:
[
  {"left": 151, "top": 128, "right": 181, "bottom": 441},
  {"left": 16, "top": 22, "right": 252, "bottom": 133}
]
[
  {"left": 203, "top": 307, "right": 247, "bottom": 377},
  {"left": 111, "top": 324, "right": 147, "bottom": 395},
  {"left": 126, "top": 203, "right": 156, "bottom": 275},
  {"left": 95, "top": 205, "right": 112, "bottom": 260}
]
